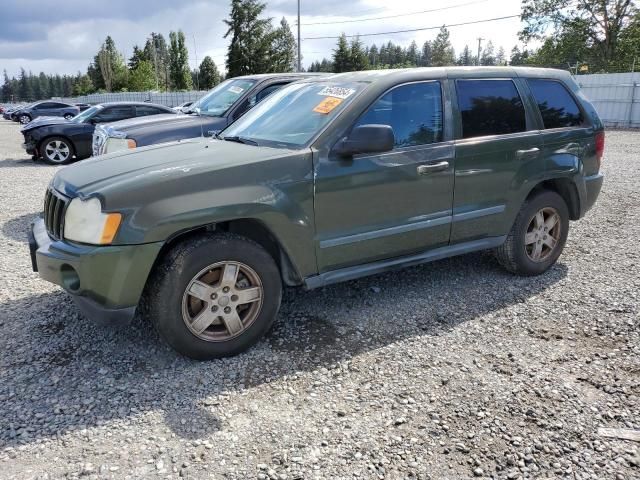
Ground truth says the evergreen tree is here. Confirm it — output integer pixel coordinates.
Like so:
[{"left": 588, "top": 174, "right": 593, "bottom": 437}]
[
  {"left": 94, "top": 36, "right": 128, "bottom": 92},
  {"left": 269, "top": 17, "right": 297, "bottom": 72},
  {"left": 420, "top": 41, "right": 432, "bottom": 67},
  {"left": 350, "top": 37, "right": 369, "bottom": 71},
  {"left": 128, "top": 45, "right": 146, "bottom": 70},
  {"left": 406, "top": 41, "right": 420, "bottom": 66},
  {"left": 480, "top": 40, "right": 496, "bottom": 66},
  {"left": 496, "top": 47, "right": 507, "bottom": 66},
  {"left": 199, "top": 56, "right": 221, "bottom": 89},
  {"left": 143, "top": 33, "right": 169, "bottom": 90},
  {"left": 128, "top": 60, "right": 157, "bottom": 91},
  {"left": 1, "top": 70, "right": 14, "bottom": 102},
  {"left": 72, "top": 74, "right": 94, "bottom": 96},
  {"left": 431, "top": 26, "right": 455, "bottom": 66},
  {"left": 458, "top": 45, "right": 473, "bottom": 66},
  {"left": 19, "top": 68, "right": 33, "bottom": 101},
  {"left": 332, "top": 34, "right": 352, "bottom": 72},
  {"left": 169, "top": 30, "right": 193, "bottom": 90},
  {"left": 224, "top": 0, "right": 273, "bottom": 76},
  {"left": 368, "top": 44, "right": 379, "bottom": 67}
]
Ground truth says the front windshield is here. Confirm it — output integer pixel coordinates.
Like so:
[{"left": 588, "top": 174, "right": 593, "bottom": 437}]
[
  {"left": 72, "top": 105, "right": 101, "bottom": 123},
  {"left": 190, "top": 78, "right": 256, "bottom": 117},
  {"left": 222, "top": 81, "right": 366, "bottom": 148}
]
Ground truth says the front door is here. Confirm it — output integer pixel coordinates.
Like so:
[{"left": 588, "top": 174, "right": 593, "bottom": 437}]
[{"left": 314, "top": 80, "right": 455, "bottom": 272}]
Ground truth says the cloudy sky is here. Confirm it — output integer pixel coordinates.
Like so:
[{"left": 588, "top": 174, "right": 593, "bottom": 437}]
[{"left": 0, "top": 0, "right": 526, "bottom": 78}]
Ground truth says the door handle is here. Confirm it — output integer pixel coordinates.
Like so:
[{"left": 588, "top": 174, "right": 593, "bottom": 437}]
[
  {"left": 417, "top": 161, "right": 449, "bottom": 175},
  {"left": 516, "top": 147, "right": 540, "bottom": 160}
]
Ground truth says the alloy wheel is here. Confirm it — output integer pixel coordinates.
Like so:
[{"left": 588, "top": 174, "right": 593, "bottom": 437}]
[
  {"left": 64, "top": 114, "right": 74, "bottom": 120},
  {"left": 524, "top": 207, "right": 562, "bottom": 262},
  {"left": 44, "top": 140, "right": 71, "bottom": 163},
  {"left": 19, "top": 115, "right": 30, "bottom": 124},
  {"left": 181, "top": 261, "right": 264, "bottom": 342}
]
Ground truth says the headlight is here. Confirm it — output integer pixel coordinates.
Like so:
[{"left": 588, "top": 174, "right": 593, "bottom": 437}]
[
  {"left": 104, "top": 137, "right": 137, "bottom": 154},
  {"left": 64, "top": 197, "right": 122, "bottom": 245}
]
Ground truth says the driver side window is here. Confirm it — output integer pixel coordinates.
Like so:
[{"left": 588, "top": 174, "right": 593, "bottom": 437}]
[{"left": 355, "top": 81, "right": 444, "bottom": 148}]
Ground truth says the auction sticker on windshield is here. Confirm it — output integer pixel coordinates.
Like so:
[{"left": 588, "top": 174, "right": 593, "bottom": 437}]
[
  {"left": 228, "top": 86, "right": 244, "bottom": 94},
  {"left": 317, "top": 87, "right": 355, "bottom": 99},
  {"left": 313, "top": 97, "right": 343, "bottom": 114}
]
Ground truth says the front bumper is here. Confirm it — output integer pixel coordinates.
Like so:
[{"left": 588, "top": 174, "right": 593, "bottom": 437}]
[{"left": 29, "top": 218, "right": 164, "bottom": 325}]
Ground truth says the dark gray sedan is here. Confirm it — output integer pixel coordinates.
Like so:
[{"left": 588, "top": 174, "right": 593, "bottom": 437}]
[{"left": 14, "top": 101, "right": 80, "bottom": 124}]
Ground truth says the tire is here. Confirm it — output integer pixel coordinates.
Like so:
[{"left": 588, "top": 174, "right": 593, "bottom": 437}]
[
  {"left": 19, "top": 114, "right": 31, "bottom": 124},
  {"left": 63, "top": 113, "right": 75, "bottom": 120},
  {"left": 145, "top": 232, "right": 282, "bottom": 360},
  {"left": 41, "top": 136, "right": 74, "bottom": 165},
  {"left": 495, "top": 190, "right": 570, "bottom": 276}
]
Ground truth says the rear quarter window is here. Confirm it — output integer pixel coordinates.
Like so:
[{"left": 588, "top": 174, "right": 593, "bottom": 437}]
[
  {"left": 456, "top": 79, "right": 527, "bottom": 139},
  {"left": 527, "top": 79, "right": 584, "bottom": 129}
]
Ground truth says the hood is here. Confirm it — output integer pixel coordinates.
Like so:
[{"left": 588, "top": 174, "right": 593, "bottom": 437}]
[
  {"left": 21, "top": 116, "right": 70, "bottom": 131},
  {"left": 101, "top": 113, "right": 184, "bottom": 132},
  {"left": 52, "top": 137, "right": 295, "bottom": 196}
]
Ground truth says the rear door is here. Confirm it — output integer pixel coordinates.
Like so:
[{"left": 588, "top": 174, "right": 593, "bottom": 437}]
[
  {"left": 92, "top": 105, "right": 136, "bottom": 124},
  {"left": 451, "top": 78, "right": 541, "bottom": 243},
  {"left": 525, "top": 78, "right": 597, "bottom": 176},
  {"left": 136, "top": 105, "right": 170, "bottom": 117}
]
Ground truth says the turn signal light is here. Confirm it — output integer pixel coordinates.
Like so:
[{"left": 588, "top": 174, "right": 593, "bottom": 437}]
[{"left": 127, "top": 139, "right": 137, "bottom": 149}]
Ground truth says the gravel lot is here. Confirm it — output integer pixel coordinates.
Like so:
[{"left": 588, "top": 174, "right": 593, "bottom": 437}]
[{"left": 0, "top": 119, "right": 638, "bottom": 480}]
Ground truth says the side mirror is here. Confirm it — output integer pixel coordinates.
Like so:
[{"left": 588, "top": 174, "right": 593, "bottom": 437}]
[{"left": 333, "top": 124, "right": 394, "bottom": 157}]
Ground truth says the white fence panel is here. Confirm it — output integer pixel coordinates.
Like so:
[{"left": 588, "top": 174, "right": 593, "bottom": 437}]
[
  {"left": 575, "top": 73, "right": 640, "bottom": 128},
  {"left": 53, "top": 90, "right": 208, "bottom": 108}
]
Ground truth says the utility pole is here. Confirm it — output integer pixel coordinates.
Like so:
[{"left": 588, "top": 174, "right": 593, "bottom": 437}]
[
  {"left": 476, "top": 37, "right": 484, "bottom": 66},
  {"left": 192, "top": 34, "right": 199, "bottom": 91},
  {"left": 297, "top": 0, "right": 302, "bottom": 72}
]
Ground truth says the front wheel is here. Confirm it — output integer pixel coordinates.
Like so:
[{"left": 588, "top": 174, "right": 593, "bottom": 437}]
[
  {"left": 145, "top": 232, "right": 282, "bottom": 360},
  {"left": 495, "top": 190, "right": 569, "bottom": 276},
  {"left": 41, "top": 137, "right": 74, "bottom": 165}
]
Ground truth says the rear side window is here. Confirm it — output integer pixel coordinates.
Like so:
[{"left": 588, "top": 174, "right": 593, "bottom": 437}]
[
  {"left": 93, "top": 106, "right": 135, "bottom": 123},
  {"left": 136, "top": 105, "right": 167, "bottom": 116},
  {"left": 528, "top": 79, "right": 584, "bottom": 129},
  {"left": 355, "top": 81, "right": 443, "bottom": 148},
  {"left": 456, "top": 79, "right": 526, "bottom": 139}
]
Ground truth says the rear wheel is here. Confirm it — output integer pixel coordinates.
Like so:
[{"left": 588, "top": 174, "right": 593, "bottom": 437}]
[
  {"left": 146, "top": 232, "right": 282, "bottom": 360},
  {"left": 19, "top": 114, "right": 31, "bottom": 124},
  {"left": 41, "top": 137, "right": 74, "bottom": 165},
  {"left": 495, "top": 190, "right": 569, "bottom": 276},
  {"left": 63, "top": 113, "right": 74, "bottom": 120}
]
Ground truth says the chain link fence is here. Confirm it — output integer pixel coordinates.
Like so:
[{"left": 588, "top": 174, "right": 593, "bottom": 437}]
[{"left": 52, "top": 90, "right": 209, "bottom": 108}]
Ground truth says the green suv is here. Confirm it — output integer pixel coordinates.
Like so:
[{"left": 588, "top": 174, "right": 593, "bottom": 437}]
[{"left": 29, "top": 67, "right": 604, "bottom": 359}]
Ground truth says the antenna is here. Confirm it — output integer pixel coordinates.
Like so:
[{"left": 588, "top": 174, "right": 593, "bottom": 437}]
[{"left": 297, "top": 0, "right": 302, "bottom": 72}]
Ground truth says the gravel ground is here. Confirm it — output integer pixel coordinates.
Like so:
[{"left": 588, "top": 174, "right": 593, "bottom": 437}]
[{"left": 0, "top": 120, "right": 638, "bottom": 480}]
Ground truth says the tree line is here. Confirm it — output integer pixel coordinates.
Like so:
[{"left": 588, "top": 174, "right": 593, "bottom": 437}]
[{"left": 2, "top": 0, "right": 639, "bottom": 103}]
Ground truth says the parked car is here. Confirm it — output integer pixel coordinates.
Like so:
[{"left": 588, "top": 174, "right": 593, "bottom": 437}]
[
  {"left": 173, "top": 101, "right": 194, "bottom": 112},
  {"left": 92, "top": 73, "right": 325, "bottom": 156},
  {"left": 13, "top": 100, "right": 80, "bottom": 124},
  {"left": 30, "top": 67, "right": 604, "bottom": 359},
  {"left": 75, "top": 103, "right": 92, "bottom": 112},
  {"left": 21, "top": 102, "right": 175, "bottom": 164}
]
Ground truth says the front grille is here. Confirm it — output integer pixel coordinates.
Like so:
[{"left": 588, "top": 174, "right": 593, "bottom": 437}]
[{"left": 43, "top": 188, "right": 69, "bottom": 240}]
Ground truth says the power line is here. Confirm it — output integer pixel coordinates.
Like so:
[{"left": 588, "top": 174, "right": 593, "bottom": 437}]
[
  {"left": 300, "top": 0, "right": 488, "bottom": 26},
  {"left": 303, "top": 14, "right": 521, "bottom": 40}
]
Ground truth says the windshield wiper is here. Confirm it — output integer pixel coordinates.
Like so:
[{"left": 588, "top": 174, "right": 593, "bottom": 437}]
[{"left": 222, "top": 135, "right": 259, "bottom": 146}]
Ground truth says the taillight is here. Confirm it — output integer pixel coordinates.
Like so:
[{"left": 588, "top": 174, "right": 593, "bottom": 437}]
[{"left": 595, "top": 131, "right": 605, "bottom": 170}]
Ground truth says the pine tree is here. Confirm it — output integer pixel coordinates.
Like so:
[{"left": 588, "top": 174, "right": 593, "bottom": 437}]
[
  {"left": 72, "top": 74, "right": 94, "bottom": 96},
  {"left": 18, "top": 68, "right": 33, "bottom": 101},
  {"left": 458, "top": 45, "right": 473, "bottom": 66},
  {"left": 480, "top": 40, "right": 496, "bottom": 66},
  {"left": 169, "top": 30, "right": 193, "bottom": 90},
  {"left": 332, "top": 34, "right": 352, "bottom": 72},
  {"left": 143, "top": 33, "right": 169, "bottom": 90},
  {"left": 406, "top": 41, "right": 420, "bottom": 66},
  {"left": 128, "top": 60, "right": 156, "bottom": 91},
  {"left": 94, "top": 36, "right": 127, "bottom": 92},
  {"left": 496, "top": 47, "right": 507, "bottom": 66},
  {"left": 224, "top": 0, "right": 273, "bottom": 76},
  {"left": 431, "top": 27, "right": 455, "bottom": 66},
  {"left": 269, "top": 17, "right": 297, "bottom": 72},
  {"left": 350, "top": 37, "right": 369, "bottom": 71},
  {"left": 199, "top": 56, "right": 221, "bottom": 89},
  {"left": 128, "top": 45, "right": 146, "bottom": 70},
  {"left": 421, "top": 41, "right": 433, "bottom": 67},
  {"left": 368, "top": 44, "right": 379, "bottom": 67},
  {"left": 1, "top": 70, "right": 14, "bottom": 102}
]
